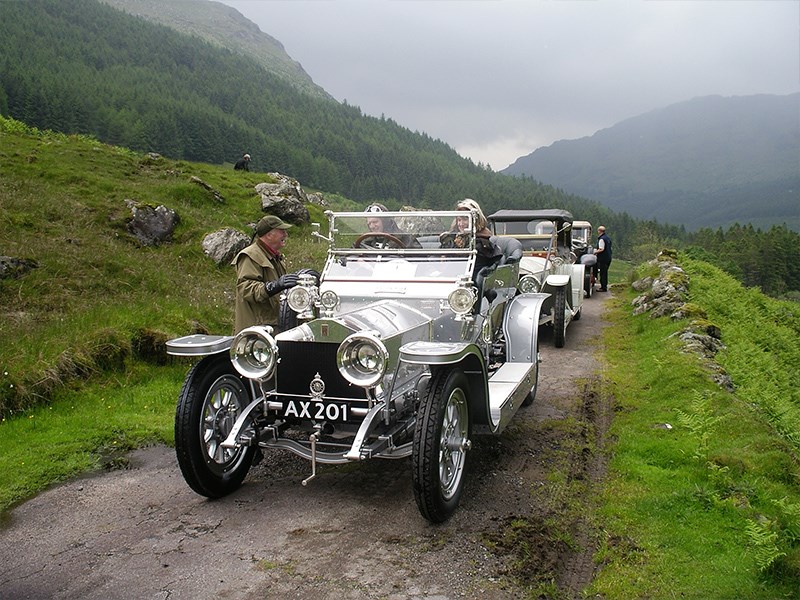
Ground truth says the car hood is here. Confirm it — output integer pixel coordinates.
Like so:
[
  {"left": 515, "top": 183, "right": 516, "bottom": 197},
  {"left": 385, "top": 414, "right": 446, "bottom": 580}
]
[{"left": 276, "top": 299, "right": 434, "bottom": 344}]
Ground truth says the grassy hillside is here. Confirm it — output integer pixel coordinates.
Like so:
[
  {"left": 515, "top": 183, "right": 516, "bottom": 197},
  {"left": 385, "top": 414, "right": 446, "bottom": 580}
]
[{"left": 0, "top": 116, "right": 329, "bottom": 416}]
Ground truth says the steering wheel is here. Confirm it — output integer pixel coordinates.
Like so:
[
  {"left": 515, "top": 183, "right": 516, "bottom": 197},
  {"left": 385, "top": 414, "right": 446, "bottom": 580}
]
[{"left": 353, "top": 232, "right": 407, "bottom": 249}]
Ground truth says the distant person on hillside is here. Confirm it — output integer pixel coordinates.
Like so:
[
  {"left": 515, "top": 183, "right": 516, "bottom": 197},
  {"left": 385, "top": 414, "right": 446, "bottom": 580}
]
[
  {"left": 595, "top": 225, "right": 612, "bottom": 292},
  {"left": 234, "top": 153, "right": 251, "bottom": 171}
]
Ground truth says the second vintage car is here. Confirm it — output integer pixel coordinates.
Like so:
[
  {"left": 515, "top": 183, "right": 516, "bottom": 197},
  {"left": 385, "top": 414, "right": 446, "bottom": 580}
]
[
  {"left": 167, "top": 209, "right": 548, "bottom": 523},
  {"left": 488, "top": 209, "right": 586, "bottom": 348}
]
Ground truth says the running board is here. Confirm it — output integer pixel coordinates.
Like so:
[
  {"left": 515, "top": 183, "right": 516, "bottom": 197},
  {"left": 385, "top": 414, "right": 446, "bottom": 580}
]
[{"left": 488, "top": 362, "right": 537, "bottom": 433}]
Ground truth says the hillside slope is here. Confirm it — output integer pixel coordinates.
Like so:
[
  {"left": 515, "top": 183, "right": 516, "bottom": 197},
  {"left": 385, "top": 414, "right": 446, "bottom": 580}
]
[
  {"left": 99, "top": 0, "right": 333, "bottom": 101},
  {"left": 503, "top": 94, "right": 800, "bottom": 231}
]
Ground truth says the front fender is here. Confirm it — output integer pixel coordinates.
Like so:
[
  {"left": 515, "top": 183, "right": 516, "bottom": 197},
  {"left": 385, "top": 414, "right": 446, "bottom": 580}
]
[
  {"left": 399, "top": 341, "right": 493, "bottom": 433},
  {"left": 544, "top": 273, "right": 571, "bottom": 287},
  {"left": 166, "top": 334, "right": 233, "bottom": 357}
]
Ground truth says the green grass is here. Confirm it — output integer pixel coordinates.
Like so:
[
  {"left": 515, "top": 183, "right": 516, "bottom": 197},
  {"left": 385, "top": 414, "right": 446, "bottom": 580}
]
[
  {"left": 0, "top": 363, "right": 184, "bottom": 511},
  {"left": 588, "top": 256, "right": 800, "bottom": 598}
]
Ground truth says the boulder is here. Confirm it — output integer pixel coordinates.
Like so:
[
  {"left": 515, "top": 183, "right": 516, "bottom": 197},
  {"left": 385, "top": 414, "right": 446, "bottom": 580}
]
[
  {"left": 202, "top": 228, "right": 249, "bottom": 266},
  {"left": 306, "top": 192, "right": 328, "bottom": 207},
  {"left": 256, "top": 173, "right": 310, "bottom": 224},
  {"left": 261, "top": 197, "right": 310, "bottom": 224},
  {"left": 125, "top": 200, "right": 180, "bottom": 246}
]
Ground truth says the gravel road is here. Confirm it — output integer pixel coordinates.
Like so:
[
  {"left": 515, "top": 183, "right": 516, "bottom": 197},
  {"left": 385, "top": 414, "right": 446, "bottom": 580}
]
[{"left": 0, "top": 293, "right": 614, "bottom": 600}]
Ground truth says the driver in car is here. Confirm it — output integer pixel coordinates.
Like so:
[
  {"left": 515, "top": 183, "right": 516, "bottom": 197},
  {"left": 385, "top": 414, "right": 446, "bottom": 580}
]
[{"left": 362, "top": 203, "right": 421, "bottom": 248}]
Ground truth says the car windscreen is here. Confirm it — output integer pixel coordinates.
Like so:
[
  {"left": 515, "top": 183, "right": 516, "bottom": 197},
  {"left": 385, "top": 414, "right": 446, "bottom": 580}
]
[
  {"left": 326, "top": 255, "right": 470, "bottom": 281},
  {"left": 325, "top": 211, "right": 475, "bottom": 281},
  {"left": 492, "top": 219, "right": 554, "bottom": 236}
]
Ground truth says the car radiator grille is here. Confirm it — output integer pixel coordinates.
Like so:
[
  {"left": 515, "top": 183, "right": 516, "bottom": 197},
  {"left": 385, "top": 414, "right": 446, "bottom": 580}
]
[{"left": 276, "top": 340, "right": 365, "bottom": 401}]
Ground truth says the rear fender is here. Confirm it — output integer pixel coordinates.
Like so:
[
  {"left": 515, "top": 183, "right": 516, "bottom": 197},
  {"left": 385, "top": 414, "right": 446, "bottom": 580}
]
[{"left": 504, "top": 293, "right": 548, "bottom": 362}]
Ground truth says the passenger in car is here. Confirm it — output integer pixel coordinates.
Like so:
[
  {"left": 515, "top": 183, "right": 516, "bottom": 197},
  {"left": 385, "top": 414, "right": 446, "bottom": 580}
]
[{"left": 440, "top": 198, "right": 502, "bottom": 267}]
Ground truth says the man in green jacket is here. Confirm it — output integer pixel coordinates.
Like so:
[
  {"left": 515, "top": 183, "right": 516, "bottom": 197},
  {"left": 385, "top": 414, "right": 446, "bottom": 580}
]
[{"left": 233, "top": 215, "right": 297, "bottom": 333}]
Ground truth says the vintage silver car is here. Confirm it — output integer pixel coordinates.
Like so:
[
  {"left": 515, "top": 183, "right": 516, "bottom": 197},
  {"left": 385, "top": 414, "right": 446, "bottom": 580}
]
[
  {"left": 488, "top": 209, "right": 586, "bottom": 348},
  {"left": 167, "top": 209, "right": 547, "bottom": 523}
]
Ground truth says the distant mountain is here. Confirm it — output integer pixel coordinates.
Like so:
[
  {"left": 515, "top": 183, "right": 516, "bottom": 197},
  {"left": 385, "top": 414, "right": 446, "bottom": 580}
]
[
  {"left": 502, "top": 94, "right": 800, "bottom": 231},
  {"left": 100, "top": 0, "right": 333, "bottom": 101}
]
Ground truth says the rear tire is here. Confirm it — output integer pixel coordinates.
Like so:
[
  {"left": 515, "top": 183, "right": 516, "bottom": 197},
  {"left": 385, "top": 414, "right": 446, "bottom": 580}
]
[
  {"left": 553, "top": 287, "right": 567, "bottom": 348},
  {"left": 413, "top": 368, "right": 471, "bottom": 523},
  {"left": 175, "top": 354, "right": 256, "bottom": 498}
]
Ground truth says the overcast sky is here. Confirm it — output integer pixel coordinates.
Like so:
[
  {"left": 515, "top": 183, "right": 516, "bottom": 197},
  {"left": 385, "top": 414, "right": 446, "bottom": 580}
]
[{"left": 220, "top": 0, "right": 799, "bottom": 171}]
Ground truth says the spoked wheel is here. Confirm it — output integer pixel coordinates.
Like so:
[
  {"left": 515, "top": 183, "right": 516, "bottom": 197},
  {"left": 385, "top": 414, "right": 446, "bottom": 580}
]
[
  {"left": 553, "top": 287, "right": 567, "bottom": 348},
  {"left": 175, "top": 353, "right": 256, "bottom": 498},
  {"left": 413, "top": 367, "right": 471, "bottom": 523},
  {"left": 353, "top": 232, "right": 406, "bottom": 249}
]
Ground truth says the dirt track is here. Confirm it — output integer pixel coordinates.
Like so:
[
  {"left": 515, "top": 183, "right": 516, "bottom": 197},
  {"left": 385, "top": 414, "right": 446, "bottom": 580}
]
[{"left": 0, "top": 293, "right": 613, "bottom": 600}]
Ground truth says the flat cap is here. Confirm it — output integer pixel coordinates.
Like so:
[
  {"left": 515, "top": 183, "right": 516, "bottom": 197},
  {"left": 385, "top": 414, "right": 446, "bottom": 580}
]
[{"left": 255, "top": 215, "right": 292, "bottom": 236}]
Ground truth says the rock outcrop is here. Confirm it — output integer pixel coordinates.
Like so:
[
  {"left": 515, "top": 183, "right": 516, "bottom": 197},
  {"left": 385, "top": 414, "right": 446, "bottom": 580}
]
[
  {"left": 256, "top": 173, "right": 311, "bottom": 224},
  {"left": 631, "top": 250, "right": 733, "bottom": 391}
]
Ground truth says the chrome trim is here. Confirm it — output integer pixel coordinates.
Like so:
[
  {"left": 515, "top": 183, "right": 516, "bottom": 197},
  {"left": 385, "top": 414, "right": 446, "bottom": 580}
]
[
  {"left": 344, "top": 402, "right": 386, "bottom": 460},
  {"left": 219, "top": 396, "right": 265, "bottom": 449}
]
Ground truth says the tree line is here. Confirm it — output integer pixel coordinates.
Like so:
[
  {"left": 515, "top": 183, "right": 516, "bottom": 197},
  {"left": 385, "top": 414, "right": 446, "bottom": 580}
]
[{"left": 686, "top": 224, "right": 800, "bottom": 299}]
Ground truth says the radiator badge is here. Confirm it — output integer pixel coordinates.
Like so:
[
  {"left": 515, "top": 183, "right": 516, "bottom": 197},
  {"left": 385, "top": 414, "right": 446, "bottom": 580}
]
[{"left": 309, "top": 373, "right": 325, "bottom": 398}]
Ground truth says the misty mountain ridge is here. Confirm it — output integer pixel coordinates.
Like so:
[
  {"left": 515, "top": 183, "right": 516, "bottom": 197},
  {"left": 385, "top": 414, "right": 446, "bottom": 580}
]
[{"left": 503, "top": 94, "right": 800, "bottom": 231}]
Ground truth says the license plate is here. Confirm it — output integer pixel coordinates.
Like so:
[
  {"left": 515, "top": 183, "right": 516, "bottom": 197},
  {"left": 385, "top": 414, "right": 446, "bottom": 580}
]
[{"left": 282, "top": 399, "right": 350, "bottom": 422}]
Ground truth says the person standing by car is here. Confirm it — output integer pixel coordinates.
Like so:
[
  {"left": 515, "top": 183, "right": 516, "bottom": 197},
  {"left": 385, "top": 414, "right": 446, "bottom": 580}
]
[
  {"left": 232, "top": 215, "right": 298, "bottom": 333},
  {"left": 234, "top": 153, "right": 251, "bottom": 171},
  {"left": 595, "top": 225, "right": 612, "bottom": 292}
]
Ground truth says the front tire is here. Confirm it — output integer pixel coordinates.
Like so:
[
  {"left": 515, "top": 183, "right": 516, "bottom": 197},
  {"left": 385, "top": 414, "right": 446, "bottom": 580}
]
[
  {"left": 413, "top": 368, "right": 471, "bottom": 523},
  {"left": 175, "top": 354, "right": 256, "bottom": 498},
  {"left": 553, "top": 287, "right": 567, "bottom": 348},
  {"left": 278, "top": 297, "right": 298, "bottom": 332}
]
